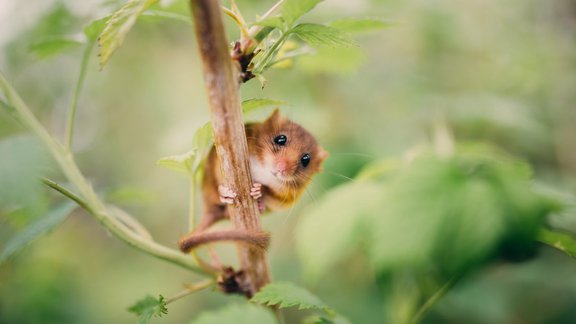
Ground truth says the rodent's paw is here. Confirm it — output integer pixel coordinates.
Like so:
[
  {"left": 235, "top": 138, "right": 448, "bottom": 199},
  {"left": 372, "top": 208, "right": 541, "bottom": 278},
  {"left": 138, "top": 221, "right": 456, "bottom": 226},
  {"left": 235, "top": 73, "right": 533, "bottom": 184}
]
[
  {"left": 218, "top": 185, "right": 237, "bottom": 205},
  {"left": 250, "top": 183, "right": 263, "bottom": 200}
]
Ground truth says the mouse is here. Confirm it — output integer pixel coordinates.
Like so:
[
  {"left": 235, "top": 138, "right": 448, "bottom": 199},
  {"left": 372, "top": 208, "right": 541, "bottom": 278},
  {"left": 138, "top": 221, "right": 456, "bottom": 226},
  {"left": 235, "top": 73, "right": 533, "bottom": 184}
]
[{"left": 178, "top": 108, "right": 328, "bottom": 252}]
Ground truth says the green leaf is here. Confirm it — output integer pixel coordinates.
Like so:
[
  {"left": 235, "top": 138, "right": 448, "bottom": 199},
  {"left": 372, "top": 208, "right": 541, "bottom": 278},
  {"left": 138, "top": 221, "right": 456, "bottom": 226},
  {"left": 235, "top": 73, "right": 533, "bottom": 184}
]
[
  {"left": 156, "top": 149, "right": 197, "bottom": 175},
  {"left": 191, "top": 303, "right": 276, "bottom": 324},
  {"left": 28, "top": 38, "right": 84, "bottom": 59},
  {"left": 141, "top": 9, "right": 191, "bottom": 24},
  {"left": 84, "top": 16, "right": 110, "bottom": 42},
  {"left": 329, "top": 18, "right": 394, "bottom": 33},
  {"left": 157, "top": 122, "right": 213, "bottom": 176},
  {"left": 128, "top": 294, "right": 168, "bottom": 324},
  {"left": 0, "top": 202, "right": 76, "bottom": 263},
  {"left": 252, "top": 282, "right": 332, "bottom": 312},
  {"left": 282, "top": 0, "right": 323, "bottom": 26},
  {"left": 242, "top": 98, "right": 286, "bottom": 115},
  {"left": 296, "top": 182, "right": 384, "bottom": 280},
  {"left": 538, "top": 229, "right": 576, "bottom": 258},
  {"left": 191, "top": 122, "right": 214, "bottom": 159},
  {"left": 253, "top": 16, "right": 286, "bottom": 30},
  {"left": 290, "top": 24, "right": 356, "bottom": 48},
  {"left": 98, "top": 0, "right": 159, "bottom": 68}
]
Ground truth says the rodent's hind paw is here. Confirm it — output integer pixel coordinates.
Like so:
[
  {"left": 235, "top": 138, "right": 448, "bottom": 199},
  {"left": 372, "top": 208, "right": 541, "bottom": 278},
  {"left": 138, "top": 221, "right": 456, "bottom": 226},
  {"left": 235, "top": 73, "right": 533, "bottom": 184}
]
[
  {"left": 218, "top": 185, "right": 237, "bottom": 205},
  {"left": 250, "top": 183, "right": 263, "bottom": 200}
]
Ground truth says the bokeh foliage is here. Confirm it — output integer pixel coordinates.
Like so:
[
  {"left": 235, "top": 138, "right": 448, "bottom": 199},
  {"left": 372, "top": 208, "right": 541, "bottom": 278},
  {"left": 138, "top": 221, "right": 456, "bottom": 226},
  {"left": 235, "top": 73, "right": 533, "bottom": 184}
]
[{"left": 1, "top": 0, "right": 576, "bottom": 323}]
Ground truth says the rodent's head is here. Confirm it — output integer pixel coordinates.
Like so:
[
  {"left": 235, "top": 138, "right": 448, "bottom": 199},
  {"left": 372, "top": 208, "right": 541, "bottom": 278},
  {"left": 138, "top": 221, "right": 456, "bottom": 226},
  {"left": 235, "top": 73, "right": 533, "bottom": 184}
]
[{"left": 252, "top": 109, "right": 329, "bottom": 188}]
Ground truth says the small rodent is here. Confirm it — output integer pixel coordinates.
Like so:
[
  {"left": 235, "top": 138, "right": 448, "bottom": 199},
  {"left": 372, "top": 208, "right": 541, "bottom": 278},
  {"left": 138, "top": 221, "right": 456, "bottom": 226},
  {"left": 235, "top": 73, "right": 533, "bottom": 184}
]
[{"left": 178, "top": 109, "right": 328, "bottom": 252}]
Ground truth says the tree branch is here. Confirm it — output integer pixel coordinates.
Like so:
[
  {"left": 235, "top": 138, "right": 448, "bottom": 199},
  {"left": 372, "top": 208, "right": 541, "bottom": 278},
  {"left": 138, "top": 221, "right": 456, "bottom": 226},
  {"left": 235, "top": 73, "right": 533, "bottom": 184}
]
[
  {"left": 0, "top": 71, "right": 210, "bottom": 276},
  {"left": 189, "top": 0, "right": 271, "bottom": 295}
]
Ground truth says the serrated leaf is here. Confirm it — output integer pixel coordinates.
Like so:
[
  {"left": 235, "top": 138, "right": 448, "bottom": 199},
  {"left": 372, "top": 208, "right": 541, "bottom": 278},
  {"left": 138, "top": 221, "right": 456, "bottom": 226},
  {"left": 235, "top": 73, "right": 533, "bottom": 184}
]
[
  {"left": 252, "top": 282, "right": 331, "bottom": 312},
  {"left": 296, "top": 182, "right": 384, "bottom": 280},
  {"left": 156, "top": 149, "right": 197, "bottom": 175},
  {"left": 0, "top": 202, "right": 76, "bottom": 263},
  {"left": 157, "top": 122, "right": 213, "bottom": 176},
  {"left": 329, "top": 18, "right": 394, "bottom": 33},
  {"left": 84, "top": 16, "right": 109, "bottom": 41},
  {"left": 282, "top": 0, "right": 323, "bottom": 26},
  {"left": 242, "top": 98, "right": 286, "bottom": 115},
  {"left": 128, "top": 294, "right": 167, "bottom": 324},
  {"left": 303, "top": 314, "right": 352, "bottom": 324},
  {"left": 28, "top": 38, "right": 84, "bottom": 59},
  {"left": 141, "top": 9, "right": 191, "bottom": 24},
  {"left": 253, "top": 16, "right": 285, "bottom": 30},
  {"left": 290, "top": 24, "right": 356, "bottom": 48},
  {"left": 191, "top": 303, "right": 276, "bottom": 324},
  {"left": 192, "top": 122, "right": 214, "bottom": 159},
  {"left": 98, "top": 0, "right": 159, "bottom": 68}
]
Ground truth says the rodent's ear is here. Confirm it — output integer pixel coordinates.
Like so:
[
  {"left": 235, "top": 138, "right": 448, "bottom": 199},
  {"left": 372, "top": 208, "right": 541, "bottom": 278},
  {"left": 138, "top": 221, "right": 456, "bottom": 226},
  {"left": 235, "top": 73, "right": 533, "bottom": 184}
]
[
  {"left": 317, "top": 147, "right": 329, "bottom": 162},
  {"left": 265, "top": 108, "right": 282, "bottom": 124}
]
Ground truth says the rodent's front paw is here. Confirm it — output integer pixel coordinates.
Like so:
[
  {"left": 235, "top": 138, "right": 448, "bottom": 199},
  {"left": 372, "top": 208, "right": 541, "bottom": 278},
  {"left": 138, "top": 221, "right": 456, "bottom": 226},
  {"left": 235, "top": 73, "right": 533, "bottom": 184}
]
[
  {"left": 250, "top": 183, "right": 263, "bottom": 200},
  {"left": 218, "top": 185, "right": 237, "bottom": 205}
]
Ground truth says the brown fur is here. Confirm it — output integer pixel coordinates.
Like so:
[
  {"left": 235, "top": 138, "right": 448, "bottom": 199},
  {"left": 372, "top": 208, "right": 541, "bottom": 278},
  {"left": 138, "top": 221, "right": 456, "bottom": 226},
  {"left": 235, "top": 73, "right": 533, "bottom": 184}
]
[{"left": 178, "top": 109, "right": 328, "bottom": 252}]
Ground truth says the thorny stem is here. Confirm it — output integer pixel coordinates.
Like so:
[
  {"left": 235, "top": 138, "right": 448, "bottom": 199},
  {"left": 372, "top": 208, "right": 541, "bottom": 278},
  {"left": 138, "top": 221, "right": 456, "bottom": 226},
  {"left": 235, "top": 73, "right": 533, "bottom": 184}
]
[
  {"left": 189, "top": 0, "right": 271, "bottom": 295},
  {"left": 0, "top": 71, "right": 210, "bottom": 276}
]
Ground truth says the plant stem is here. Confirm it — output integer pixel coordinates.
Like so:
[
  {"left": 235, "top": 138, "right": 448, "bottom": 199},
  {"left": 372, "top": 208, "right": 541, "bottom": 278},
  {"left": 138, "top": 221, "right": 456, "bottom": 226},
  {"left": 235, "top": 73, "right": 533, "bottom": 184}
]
[
  {"left": 410, "top": 275, "right": 460, "bottom": 324},
  {"left": 0, "top": 71, "right": 209, "bottom": 275},
  {"left": 252, "top": 32, "right": 289, "bottom": 75},
  {"left": 189, "top": 0, "right": 271, "bottom": 295},
  {"left": 188, "top": 175, "right": 196, "bottom": 231},
  {"left": 66, "top": 41, "right": 94, "bottom": 149},
  {"left": 165, "top": 279, "right": 214, "bottom": 304},
  {"left": 537, "top": 228, "right": 576, "bottom": 258}
]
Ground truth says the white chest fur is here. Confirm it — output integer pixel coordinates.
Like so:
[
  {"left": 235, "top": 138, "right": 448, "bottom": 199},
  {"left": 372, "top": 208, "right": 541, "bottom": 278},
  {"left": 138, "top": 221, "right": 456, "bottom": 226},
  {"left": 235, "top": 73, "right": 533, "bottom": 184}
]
[{"left": 250, "top": 156, "right": 282, "bottom": 191}]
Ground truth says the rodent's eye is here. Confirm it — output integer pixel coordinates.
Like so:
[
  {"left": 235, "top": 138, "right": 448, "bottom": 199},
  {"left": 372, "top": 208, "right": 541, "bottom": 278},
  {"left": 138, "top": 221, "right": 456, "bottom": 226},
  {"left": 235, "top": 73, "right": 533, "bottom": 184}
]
[
  {"left": 300, "top": 153, "right": 311, "bottom": 168},
  {"left": 273, "top": 134, "right": 287, "bottom": 146}
]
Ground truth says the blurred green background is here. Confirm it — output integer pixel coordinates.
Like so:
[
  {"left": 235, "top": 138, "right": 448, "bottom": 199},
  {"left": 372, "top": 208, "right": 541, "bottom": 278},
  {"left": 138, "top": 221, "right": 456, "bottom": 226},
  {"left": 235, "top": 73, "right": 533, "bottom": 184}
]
[{"left": 1, "top": 0, "right": 576, "bottom": 323}]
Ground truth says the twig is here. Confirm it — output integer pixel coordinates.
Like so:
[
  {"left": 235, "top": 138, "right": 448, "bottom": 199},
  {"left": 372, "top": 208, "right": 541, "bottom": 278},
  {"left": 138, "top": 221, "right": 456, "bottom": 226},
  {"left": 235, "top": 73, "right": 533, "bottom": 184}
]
[
  {"left": 0, "top": 71, "right": 209, "bottom": 275},
  {"left": 189, "top": 0, "right": 271, "bottom": 295},
  {"left": 410, "top": 275, "right": 460, "bottom": 324},
  {"left": 41, "top": 177, "right": 212, "bottom": 274},
  {"left": 66, "top": 41, "right": 94, "bottom": 149},
  {"left": 165, "top": 279, "right": 214, "bottom": 305}
]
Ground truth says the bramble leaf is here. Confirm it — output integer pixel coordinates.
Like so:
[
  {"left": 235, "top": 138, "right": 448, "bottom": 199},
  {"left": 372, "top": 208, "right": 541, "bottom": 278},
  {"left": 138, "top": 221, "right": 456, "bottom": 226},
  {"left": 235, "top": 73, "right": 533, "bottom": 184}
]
[
  {"left": 156, "top": 122, "right": 213, "bottom": 176},
  {"left": 84, "top": 16, "right": 109, "bottom": 42},
  {"left": 282, "top": 0, "right": 323, "bottom": 26},
  {"left": 29, "top": 38, "right": 83, "bottom": 59},
  {"left": 191, "top": 303, "right": 276, "bottom": 324},
  {"left": 290, "top": 24, "right": 356, "bottom": 48},
  {"left": 329, "top": 18, "right": 394, "bottom": 33},
  {"left": 252, "top": 282, "right": 331, "bottom": 312},
  {"left": 140, "top": 9, "right": 191, "bottom": 24},
  {"left": 297, "top": 145, "right": 560, "bottom": 280},
  {"left": 253, "top": 16, "right": 286, "bottom": 31},
  {"left": 242, "top": 98, "right": 286, "bottom": 115},
  {"left": 296, "top": 182, "right": 384, "bottom": 280},
  {"left": 128, "top": 294, "right": 167, "bottom": 324},
  {"left": 156, "top": 149, "right": 196, "bottom": 175},
  {"left": 0, "top": 202, "right": 76, "bottom": 263},
  {"left": 98, "top": 0, "right": 159, "bottom": 68}
]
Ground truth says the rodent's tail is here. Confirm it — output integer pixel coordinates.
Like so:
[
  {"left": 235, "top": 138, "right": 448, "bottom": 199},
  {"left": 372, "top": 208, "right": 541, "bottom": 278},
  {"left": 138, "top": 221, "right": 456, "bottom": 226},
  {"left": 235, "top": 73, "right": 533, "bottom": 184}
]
[{"left": 178, "top": 230, "right": 270, "bottom": 252}]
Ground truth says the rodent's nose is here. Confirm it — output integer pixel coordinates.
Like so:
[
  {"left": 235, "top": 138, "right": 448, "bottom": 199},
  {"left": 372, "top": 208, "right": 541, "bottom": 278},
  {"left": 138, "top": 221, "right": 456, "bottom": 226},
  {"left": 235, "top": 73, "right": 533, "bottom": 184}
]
[{"left": 275, "top": 160, "right": 289, "bottom": 174}]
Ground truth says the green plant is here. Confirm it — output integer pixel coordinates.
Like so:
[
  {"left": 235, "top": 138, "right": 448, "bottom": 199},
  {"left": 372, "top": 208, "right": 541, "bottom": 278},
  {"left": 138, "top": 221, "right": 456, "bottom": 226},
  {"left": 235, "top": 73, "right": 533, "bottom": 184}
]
[{"left": 1, "top": 0, "right": 576, "bottom": 323}]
